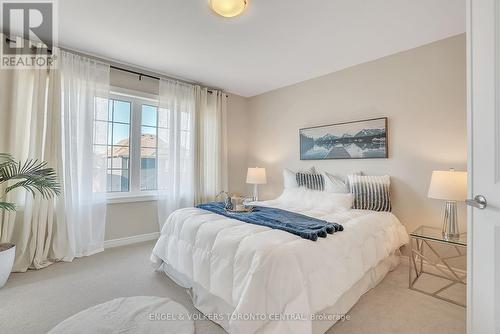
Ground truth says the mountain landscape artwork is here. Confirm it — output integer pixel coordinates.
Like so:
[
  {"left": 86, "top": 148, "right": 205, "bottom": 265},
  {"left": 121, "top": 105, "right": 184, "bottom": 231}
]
[{"left": 300, "top": 117, "right": 388, "bottom": 160}]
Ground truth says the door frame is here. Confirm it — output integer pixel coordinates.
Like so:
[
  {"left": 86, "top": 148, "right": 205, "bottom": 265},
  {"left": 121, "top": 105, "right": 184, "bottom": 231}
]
[{"left": 465, "top": 1, "right": 473, "bottom": 333}]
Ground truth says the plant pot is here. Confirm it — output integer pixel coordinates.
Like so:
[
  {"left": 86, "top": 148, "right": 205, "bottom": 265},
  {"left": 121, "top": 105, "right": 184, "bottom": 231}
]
[{"left": 0, "top": 243, "right": 15, "bottom": 288}]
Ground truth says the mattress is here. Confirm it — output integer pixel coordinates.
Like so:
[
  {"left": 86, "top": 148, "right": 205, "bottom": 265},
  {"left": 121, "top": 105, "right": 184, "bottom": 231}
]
[{"left": 151, "top": 193, "right": 408, "bottom": 334}]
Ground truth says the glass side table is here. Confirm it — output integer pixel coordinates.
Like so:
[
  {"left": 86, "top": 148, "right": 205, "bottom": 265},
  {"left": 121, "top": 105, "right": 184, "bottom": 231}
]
[{"left": 409, "top": 225, "right": 467, "bottom": 307}]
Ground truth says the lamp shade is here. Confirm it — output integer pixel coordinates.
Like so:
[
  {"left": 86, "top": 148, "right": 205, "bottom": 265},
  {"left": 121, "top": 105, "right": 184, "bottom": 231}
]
[
  {"left": 246, "top": 167, "right": 267, "bottom": 185},
  {"left": 428, "top": 170, "right": 467, "bottom": 201}
]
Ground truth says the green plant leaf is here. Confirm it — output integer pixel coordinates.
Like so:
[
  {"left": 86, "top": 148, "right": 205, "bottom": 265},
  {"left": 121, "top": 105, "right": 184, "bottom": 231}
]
[
  {"left": 0, "top": 153, "right": 14, "bottom": 162},
  {"left": 0, "top": 201, "right": 16, "bottom": 211},
  {"left": 0, "top": 155, "right": 61, "bottom": 199},
  {"left": 0, "top": 153, "right": 16, "bottom": 171}
]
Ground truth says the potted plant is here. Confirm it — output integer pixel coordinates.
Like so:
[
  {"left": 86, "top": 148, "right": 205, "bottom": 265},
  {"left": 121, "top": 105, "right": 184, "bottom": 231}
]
[{"left": 0, "top": 153, "right": 60, "bottom": 288}]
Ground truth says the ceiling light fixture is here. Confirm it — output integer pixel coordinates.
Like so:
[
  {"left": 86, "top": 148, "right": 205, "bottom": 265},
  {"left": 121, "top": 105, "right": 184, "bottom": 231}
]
[{"left": 209, "top": 0, "right": 247, "bottom": 18}]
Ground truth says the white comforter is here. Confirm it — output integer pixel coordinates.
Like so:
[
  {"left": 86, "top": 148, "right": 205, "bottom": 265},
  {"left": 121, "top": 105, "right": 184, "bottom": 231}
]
[{"left": 151, "top": 191, "right": 408, "bottom": 334}]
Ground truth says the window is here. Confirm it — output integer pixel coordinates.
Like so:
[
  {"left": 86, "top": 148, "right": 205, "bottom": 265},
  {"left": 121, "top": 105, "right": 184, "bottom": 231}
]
[{"left": 93, "top": 89, "right": 168, "bottom": 196}]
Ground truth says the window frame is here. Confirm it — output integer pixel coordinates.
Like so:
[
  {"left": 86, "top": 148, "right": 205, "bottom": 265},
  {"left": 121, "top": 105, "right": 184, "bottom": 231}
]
[{"left": 106, "top": 87, "right": 160, "bottom": 203}]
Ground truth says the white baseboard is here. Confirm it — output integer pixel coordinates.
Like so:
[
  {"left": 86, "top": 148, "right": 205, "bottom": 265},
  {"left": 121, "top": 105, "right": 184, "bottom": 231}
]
[
  {"left": 399, "top": 255, "right": 466, "bottom": 275},
  {"left": 104, "top": 232, "right": 160, "bottom": 249}
]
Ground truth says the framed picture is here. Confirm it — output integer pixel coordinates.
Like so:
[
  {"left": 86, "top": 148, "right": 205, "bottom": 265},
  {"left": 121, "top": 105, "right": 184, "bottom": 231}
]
[{"left": 299, "top": 117, "right": 388, "bottom": 160}]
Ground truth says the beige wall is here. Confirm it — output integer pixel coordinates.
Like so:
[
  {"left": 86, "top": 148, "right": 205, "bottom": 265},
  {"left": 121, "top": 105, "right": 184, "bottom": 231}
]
[
  {"left": 227, "top": 94, "right": 250, "bottom": 195},
  {"left": 105, "top": 201, "right": 158, "bottom": 240},
  {"left": 243, "top": 34, "right": 467, "bottom": 236}
]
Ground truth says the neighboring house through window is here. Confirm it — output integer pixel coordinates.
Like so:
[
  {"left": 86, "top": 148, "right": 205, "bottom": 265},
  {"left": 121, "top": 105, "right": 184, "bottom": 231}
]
[{"left": 93, "top": 88, "right": 173, "bottom": 197}]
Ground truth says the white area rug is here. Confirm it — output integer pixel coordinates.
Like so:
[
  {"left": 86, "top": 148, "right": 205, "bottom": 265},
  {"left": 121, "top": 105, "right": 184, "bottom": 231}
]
[{"left": 47, "top": 296, "right": 194, "bottom": 334}]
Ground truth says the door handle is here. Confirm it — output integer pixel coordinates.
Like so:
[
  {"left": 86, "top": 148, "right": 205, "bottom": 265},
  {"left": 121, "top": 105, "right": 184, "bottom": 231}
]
[{"left": 466, "top": 195, "right": 487, "bottom": 209}]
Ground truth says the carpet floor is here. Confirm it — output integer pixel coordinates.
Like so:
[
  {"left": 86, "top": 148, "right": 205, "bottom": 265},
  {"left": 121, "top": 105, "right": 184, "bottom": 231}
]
[{"left": 0, "top": 241, "right": 465, "bottom": 334}]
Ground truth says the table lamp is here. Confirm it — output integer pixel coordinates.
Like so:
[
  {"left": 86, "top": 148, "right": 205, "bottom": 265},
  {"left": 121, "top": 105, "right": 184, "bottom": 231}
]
[
  {"left": 246, "top": 167, "right": 267, "bottom": 201},
  {"left": 428, "top": 169, "right": 467, "bottom": 240}
]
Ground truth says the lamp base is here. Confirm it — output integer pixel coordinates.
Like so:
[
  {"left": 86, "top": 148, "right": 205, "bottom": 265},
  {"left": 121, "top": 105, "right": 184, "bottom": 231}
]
[
  {"left": 442, "top": 201, "right": 459, "bottom": 240},
  {"left": 253, "top": 184, "right": 259, "bottom": 202}
]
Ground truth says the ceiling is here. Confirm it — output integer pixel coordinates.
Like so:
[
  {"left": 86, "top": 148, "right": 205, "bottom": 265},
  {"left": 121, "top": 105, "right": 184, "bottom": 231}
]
[{"left": 58, "top": 0, "right": 465, "bottom": 97}]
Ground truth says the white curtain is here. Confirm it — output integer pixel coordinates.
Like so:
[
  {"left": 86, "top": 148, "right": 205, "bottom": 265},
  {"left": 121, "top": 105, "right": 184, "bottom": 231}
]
[
  {"left": 157, "top": 79, "right": 196, "bottom": 227},
  {"left": 60, "top": 51, "right": 110, "bottom": 258},
  {"left": 156, "top": 80, "right": 228, "bottom": 227},
  {"left": 0, "top": 51, "right": 66, "bottom": 271},
  {"left": 0, "top": 48, "right": 110, "bottom": 271},
  {"left": 194, "top": 86, "right": 228, "bottom": 204}
]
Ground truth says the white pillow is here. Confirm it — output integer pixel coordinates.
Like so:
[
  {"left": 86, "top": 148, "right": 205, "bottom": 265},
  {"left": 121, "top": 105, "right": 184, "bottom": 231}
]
[
  {"left": 278, "top": 187, "right": 353, "bottom": 212},
  {"left": 316, "top": 170, "right": 363, "bottom": 193},
  {"left": 321, "top": 171, "right": 349, "bottom": 193},
  {"left": 317, "top": 191, "right": 353, "bottom": 212},
  {"left": 283, "top": 169, "right": 299, "bottom": 189}
]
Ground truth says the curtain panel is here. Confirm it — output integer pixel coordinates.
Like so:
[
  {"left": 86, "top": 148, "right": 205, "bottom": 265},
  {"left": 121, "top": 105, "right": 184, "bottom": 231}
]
[
  {"left": 0, "top": 48, "right": 110, "bottom": 271},
  {"left": 194, "top": 86, "right": 228, "bottom": 205},
  {"left": 0, "top": 43, "right": 227, "bottom": 266},
  {"left": 156, "top": 79, "right": 196, "bottom": 227},
  {"left": 0, "top": 53, "right": 65, "bottom": 271},
  {"left": 60, "top": 51, "right": 110, "bottom": 259},
  {"left": 156, "top": 79, "right": 228, "bottom": 228}
]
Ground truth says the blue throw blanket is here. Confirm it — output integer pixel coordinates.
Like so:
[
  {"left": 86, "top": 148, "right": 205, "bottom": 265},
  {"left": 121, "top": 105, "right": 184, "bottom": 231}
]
[{"left": 195, "top": 202, "right": 343, "bottom": 241}]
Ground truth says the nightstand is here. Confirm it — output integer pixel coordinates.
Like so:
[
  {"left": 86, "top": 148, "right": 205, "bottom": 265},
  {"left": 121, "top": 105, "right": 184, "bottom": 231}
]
[{"left": 409, "top": 225, "right": 467, "bottom": 307}]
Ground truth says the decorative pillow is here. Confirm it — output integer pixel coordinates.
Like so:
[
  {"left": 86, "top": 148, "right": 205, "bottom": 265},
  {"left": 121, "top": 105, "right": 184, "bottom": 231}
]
[
  {"left": 345, "top": 171, "right": 362, "bottom": 189},
  {"left": 296, "top": 172, "right": 324, "bottom": 191},
  {"left": 321, "top": 172, "right": 349, "bottom": 193},
  {"left": 283, "top": 167, "right": 317, "bottom": 189},
  {"left": 348, "top": 174, "right": 391, "bottom": 212},
  {"left": 318, "top": 170, "right": 362, "bottom": 193}
]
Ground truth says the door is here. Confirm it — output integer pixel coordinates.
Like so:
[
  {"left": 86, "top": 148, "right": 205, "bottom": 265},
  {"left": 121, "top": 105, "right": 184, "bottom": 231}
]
[{"left": 467, "top": 0, "right": 500, "bottom": 333}]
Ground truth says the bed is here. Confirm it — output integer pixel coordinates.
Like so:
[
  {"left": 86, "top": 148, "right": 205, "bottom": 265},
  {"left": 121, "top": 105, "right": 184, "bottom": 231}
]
[{"left": 151, "top": 187, "right": 409, "bottom": 334}]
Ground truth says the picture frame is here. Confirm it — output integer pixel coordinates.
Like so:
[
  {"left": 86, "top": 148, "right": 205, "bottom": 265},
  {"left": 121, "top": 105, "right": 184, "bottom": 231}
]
[{"left": 299, "top": 117, "right": 388, "bottom": 160}]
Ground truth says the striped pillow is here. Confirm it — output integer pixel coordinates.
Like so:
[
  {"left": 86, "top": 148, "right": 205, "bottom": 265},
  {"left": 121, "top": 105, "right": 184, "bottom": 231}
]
[
  {"left": 296, "top": 172, "right": 325, "bottom": 191},
  {"left": 348, "top": 175, "right": 391, "bottom": 212}
]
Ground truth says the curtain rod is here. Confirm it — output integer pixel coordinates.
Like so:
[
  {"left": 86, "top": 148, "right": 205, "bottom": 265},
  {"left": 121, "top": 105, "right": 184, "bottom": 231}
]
[
  {"left": 111, "top": 65, "right": 159, "bottom": 81},
  {"left": 5, "top": 36, "right": 52, "bottom": 53},
  {"left": 110, "top": 66, "right": 227, "bottom": 96},
  {"left": 4, "top": 36, "right": 228, "bottom": 97}
]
